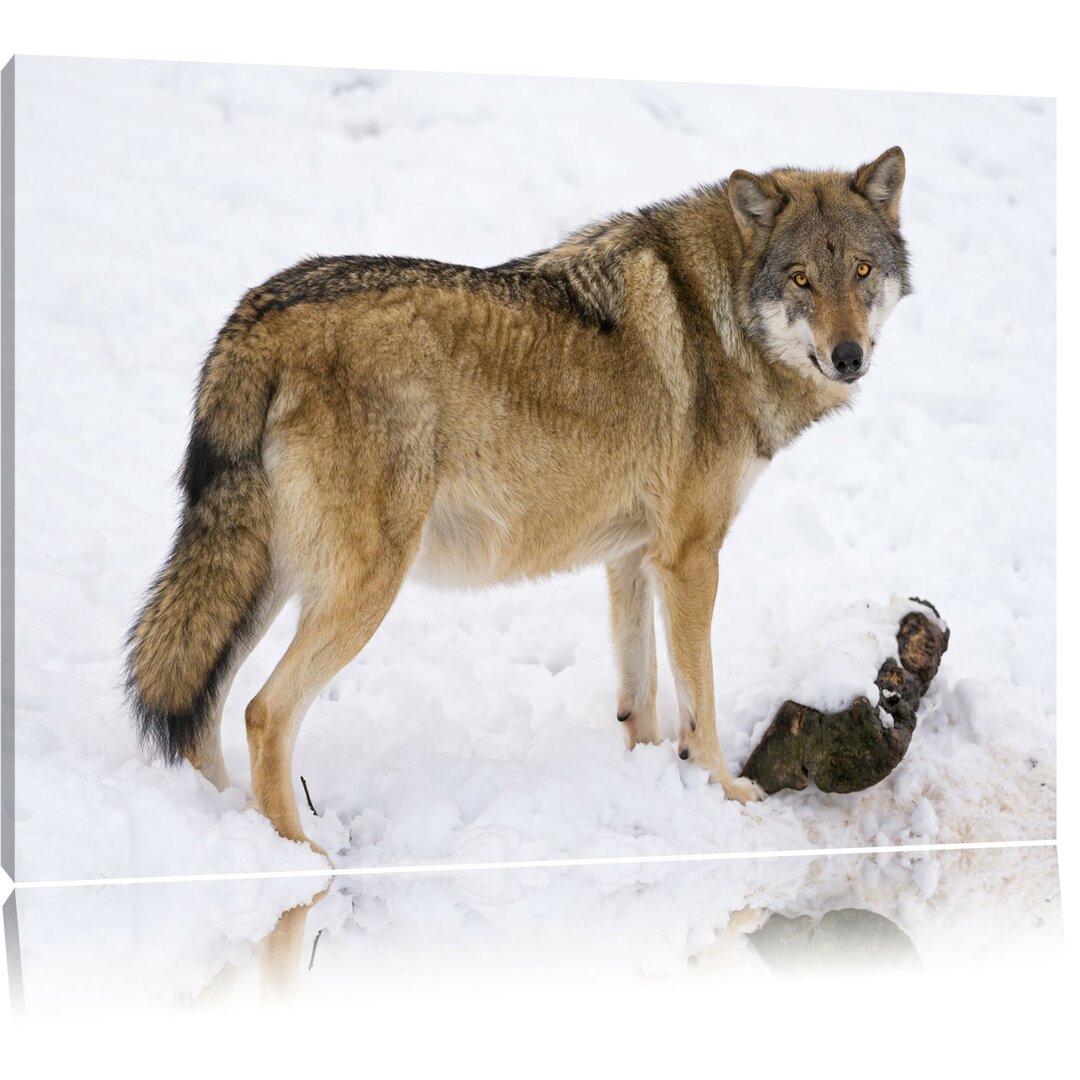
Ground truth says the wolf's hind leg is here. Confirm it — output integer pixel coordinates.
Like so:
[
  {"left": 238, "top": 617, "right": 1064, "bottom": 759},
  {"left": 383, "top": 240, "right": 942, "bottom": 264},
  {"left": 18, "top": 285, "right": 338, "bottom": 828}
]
[
  {"left": 244, "top": 545, "right": 417, "bottom": 854},
  {"left": 185, "top": 711, "right": 230, "bottom": 793},
  {"left": 607, "top": 548, "right": 660, "bottom": 749},
  {"left": 249, "top": 371, "right": 438, "bottom": 852},
  {"left": 183, "top": 586, "right": 287, "bottom": 792}
]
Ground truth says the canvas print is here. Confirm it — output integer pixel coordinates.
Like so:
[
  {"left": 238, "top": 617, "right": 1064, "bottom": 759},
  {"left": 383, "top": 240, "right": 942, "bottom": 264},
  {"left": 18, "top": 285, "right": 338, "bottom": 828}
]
[{"left": 1, "top": 57, "right": 1055, "bottom": 882}]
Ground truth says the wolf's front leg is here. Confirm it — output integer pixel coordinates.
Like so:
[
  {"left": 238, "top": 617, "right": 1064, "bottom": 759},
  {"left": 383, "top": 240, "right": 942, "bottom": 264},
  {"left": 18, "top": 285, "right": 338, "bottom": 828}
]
[
  {"left": 606, "top": 548, "right": 660, "bottom": 748},
  {"left": 651, "top": 543, "right": 764, "bottom": 804}
]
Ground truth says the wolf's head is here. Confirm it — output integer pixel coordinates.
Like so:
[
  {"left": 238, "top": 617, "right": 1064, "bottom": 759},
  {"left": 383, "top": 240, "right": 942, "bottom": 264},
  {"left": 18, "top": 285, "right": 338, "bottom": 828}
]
[{"left": 727, "top": 147, "right": 911, "bottom": 384}]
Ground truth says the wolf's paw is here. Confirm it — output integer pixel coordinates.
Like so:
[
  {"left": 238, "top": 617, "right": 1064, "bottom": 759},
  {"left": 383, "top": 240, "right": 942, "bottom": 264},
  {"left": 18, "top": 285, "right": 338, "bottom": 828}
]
[
  {"left": 721, "top": 775, "right": 766, "bottom": 804},
  {"left": 619, "top": 709, "right": 661, "bottom": 749}
]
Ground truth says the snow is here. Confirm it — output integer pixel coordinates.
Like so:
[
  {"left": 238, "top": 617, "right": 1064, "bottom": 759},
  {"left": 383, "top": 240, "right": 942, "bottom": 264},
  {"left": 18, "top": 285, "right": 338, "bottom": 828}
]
[{"left": 9, "top": 57, "right": 1055, "bottom": 881}]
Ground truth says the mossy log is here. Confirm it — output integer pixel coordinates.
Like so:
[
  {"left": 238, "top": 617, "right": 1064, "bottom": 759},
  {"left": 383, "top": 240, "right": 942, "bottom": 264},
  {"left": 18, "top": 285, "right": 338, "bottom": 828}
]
[{"left": 740, "top": 600, "right": 949, "bottom": 795}]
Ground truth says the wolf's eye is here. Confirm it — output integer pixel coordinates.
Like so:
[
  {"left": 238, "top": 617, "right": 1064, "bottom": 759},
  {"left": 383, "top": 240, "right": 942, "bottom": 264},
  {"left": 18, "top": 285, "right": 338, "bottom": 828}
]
[
  {"left": 856, "top": 262, "right": 872, "bottom": 278},
  {"left": 791, "top": 272, "right": 809, "bottom": 288}
]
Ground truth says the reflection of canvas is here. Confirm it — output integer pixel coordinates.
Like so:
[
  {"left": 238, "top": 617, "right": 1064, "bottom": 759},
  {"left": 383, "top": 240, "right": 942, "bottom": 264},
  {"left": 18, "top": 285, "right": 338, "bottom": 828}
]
[
  {"left": 6, "top": 846, "right": 1061, "bottom": 1010},
  {"left": 3, "top": 57, "right": 1056, "bottom": 882}
]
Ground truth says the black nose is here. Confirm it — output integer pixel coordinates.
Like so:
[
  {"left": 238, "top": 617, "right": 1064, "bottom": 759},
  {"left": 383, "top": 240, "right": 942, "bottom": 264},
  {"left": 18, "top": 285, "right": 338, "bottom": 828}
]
[{"left": 831, "top": 341, "right": 864, "bottom": 378}]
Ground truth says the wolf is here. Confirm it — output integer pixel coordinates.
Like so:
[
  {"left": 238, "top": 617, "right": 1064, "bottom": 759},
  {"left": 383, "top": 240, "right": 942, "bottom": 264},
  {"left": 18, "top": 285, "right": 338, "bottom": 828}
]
[{"left": 126, "top": 147, "right": 910, "bottom": 857}]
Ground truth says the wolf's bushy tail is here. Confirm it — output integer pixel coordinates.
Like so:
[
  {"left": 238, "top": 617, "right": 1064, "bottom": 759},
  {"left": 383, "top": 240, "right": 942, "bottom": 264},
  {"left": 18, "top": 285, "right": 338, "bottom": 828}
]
[{"left": 125, "top": 298, "right": 278, "bottom": 763}]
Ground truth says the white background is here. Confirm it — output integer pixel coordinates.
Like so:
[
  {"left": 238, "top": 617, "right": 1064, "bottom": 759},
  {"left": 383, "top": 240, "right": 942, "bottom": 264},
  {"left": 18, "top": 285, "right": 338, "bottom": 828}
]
[{"left": 1, "top": 1, "right": 1075, "bottom": 1076}]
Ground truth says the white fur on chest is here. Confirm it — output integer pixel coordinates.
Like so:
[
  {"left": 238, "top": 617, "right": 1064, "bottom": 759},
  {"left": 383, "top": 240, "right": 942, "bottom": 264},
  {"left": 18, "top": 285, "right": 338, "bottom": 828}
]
[{"left": 735, "top": 457, "right": 768, "bottom": 515}]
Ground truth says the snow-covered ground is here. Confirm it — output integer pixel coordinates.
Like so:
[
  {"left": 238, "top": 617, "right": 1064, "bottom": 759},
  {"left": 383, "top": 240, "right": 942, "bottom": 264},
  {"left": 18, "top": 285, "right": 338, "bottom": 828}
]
[
  {"left": 9, "top": 58, "right": 1055, "bottom": 881},
  {"left": 10, "top": 845, "right": 1061, "bottom": 1010}
]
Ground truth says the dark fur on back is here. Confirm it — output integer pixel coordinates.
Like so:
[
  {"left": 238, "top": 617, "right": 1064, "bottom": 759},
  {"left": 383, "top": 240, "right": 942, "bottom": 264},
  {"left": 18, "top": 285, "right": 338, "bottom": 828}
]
[{"left": 244, "top": 217, "right": 646, "bottom": 336}]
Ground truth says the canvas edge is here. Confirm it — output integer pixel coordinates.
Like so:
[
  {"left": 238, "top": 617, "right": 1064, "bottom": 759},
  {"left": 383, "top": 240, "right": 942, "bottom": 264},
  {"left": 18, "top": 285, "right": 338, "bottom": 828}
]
[{"left": 2, "top": 55, "right": 16, "bottom": 882}]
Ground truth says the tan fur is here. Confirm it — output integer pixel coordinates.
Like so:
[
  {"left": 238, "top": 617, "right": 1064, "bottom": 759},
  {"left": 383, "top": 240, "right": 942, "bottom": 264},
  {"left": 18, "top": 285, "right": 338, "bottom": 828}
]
[{"left": 128, "top": 150, "right": 908, "bottom": 854}]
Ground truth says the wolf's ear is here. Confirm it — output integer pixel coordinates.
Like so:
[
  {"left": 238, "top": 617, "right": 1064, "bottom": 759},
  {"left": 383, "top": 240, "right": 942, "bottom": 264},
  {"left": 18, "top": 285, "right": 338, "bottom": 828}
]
[
  {"left": 728, "top": 170, "right": 783, "bottom": 237},
  {"left": 852, "top": 146, "right": 906, "bottom": 225}
]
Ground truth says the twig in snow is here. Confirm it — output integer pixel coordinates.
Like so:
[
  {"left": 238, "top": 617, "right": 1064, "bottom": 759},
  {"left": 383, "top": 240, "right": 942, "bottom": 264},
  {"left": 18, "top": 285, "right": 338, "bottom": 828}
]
[
  {"left": 307, "top": 928, "right": 324, "bottom": 971},
  {"left": 300, "top": 775, "right": 318, "bottom": 816}
]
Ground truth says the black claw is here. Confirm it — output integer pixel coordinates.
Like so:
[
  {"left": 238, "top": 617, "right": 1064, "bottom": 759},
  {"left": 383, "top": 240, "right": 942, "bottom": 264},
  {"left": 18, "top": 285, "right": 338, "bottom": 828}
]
[
  {"left": 679, "top": 747, "right": 690, "bottom": 760},
  {"left": 689, "top": 719, "right": 696, "bottom": 733},
  {"left": 617, "top": 711, "right": 631, "bottom": 723}
]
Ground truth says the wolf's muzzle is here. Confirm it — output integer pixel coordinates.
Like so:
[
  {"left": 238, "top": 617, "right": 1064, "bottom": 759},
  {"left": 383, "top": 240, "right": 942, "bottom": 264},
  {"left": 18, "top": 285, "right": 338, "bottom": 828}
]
[{"left": 831, "top": 341, "right": 865, "bottom": 382}]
